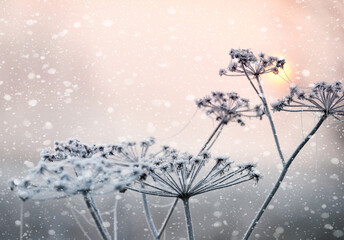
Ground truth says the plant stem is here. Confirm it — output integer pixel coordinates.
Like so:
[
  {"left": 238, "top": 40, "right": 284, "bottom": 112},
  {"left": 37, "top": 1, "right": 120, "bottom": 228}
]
[
  {"left": 182, "top": 198, "right": 194, "bottom": 240},
  {"left": 199, "top": 118, "right": 225, "bottom": 154},
  {"left": 20, "top": 201, "right": 23, "bottom": 240},
  {"left": 83, "top": 192, "right": 112, "bottom": 240},
  {"left": 69, "top": 204, "right": 92, "bottom": 240},
  {"left": 255, "top": 76, "right": 285, "bottom": 165},
  {"left": 142, "top": 193, "right": 159, "bottom": 240},
  {"left": 157, "top": 198, "right": 179, "bottom": 239},
  {"left": 113, "top": 195, "right": 119, "bottom": 240},
  {"left": 243, "top": 114, "right": 327, "bottom": 240}
]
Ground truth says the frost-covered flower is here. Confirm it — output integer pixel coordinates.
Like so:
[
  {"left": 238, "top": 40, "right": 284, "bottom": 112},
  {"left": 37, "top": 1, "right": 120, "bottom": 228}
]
[
  {"left": 10, "top": 139, "right": 148, "bottom": 201},
  {"left": 196, "top": 91, "right": 264, "bottom": 125},
  {"left": 107, "top": 137, "right": 158, "bottom": 163},
  {"left": 219, "top": 48, "right": 285, "bottom": 77},
  {"left": 271, "top": 81, "right": 344, "bottom": 117},
  {"left": 129, "top": 150, "right": 261, "bottom": 198}
]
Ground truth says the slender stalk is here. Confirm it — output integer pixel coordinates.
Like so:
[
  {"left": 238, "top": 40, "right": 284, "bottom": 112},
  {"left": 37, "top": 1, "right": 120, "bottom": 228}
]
[
  {"left": 199, "top": 118, "right": 226, "bottom": 154},
  {"left": 20, "top": 201, "right": 23, "bottom": 240},
  {"left": 182, "top": 198, "right": 194, "bottom": 240},
  {"left": 113, "top": 195, "right": 119, "bottom": 240},
  {"left": 255, "top": 76, "right": 285, "bottom": 165},
  {"left": 241, "top": 65, "right": 285, "bottom": 165},
  {"left": 157, "top": 198, "right": 179, "bottom": 239},
  {"left": 243, "top": 114, "right": 327, "bottom": 240},
  {"left": 142, "top": 192, "right": 159, "bottom": 240},
  {"left": 83, "top": 192, "right": 112, "bottom": 240},
  {"left": 69, "top": 204, "right": 92, "bottom": 240}
]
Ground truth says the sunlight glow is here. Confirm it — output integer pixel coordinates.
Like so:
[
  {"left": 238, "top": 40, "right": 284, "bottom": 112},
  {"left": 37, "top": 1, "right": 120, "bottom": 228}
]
[{"left": 265, "top": 55, "right": 294, "bottom": 91}]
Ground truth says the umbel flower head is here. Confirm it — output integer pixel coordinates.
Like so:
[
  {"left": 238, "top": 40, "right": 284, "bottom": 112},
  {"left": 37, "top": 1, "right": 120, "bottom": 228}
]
[
  {"left": 9, "top": 139, "right": 149, "bottom": 201},
  {"left": 105, "top": 137, "right": 158, "bottom": 163},
  {"left": 196, "top": 91, "right": 264, "bottom": 125},
  {"left": 271, "top": 81, "right": 344, "bottom": 117},
  {"left": 129, "top": 150, "right": 261, "bottom": 199},
  {"left": 219, "top": 48, "right": 286, "bottom": 77}
]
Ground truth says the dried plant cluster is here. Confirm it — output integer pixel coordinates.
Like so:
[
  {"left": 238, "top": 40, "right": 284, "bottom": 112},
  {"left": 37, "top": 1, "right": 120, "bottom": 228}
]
[{"left": 10, "top": 49, "right": 343, "bottom": 240}]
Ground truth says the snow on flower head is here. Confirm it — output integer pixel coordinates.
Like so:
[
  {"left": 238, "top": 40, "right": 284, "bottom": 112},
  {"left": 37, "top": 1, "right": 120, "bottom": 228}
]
[
  {"left": 10, "top": 139, "right": 150, "bottom": 201},
  {"left": 219, "top": 48, "right": 285, "bottom": 77},
  {"left": 196, "top": 91, "right": 264, "bottom": 125},
  {"left": 271, "top": 81, "right": 344, "bottom": 117},
  {"left": 130, "top": 149, "right": 262, "bottom": 199}
]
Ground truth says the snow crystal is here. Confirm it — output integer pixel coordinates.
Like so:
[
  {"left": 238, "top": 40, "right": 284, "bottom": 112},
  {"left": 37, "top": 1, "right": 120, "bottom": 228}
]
[
  {"left": 321, "top": 212, "right": 329, "bottom": 219},
  {"left": 330, "top": 158, "right": 339, "bottom": 165},
  {"left": 333, "top": 230, "right": 344, "bottom": 238},
  {"left": 48, "top": 229, "right": 55, "bottom": 235},
  {"left": 213, "top": 221, "right": 222, "bottom": 228},
  {"left": 47, "top": 68, "right": 56, "bottom": 74},
  {"left": 263, "top": 151, "right": 271, "bottom": 156},
  {"left": 3, "top": 94, "right": 11, "bottom": 101},
  {"left": 103, "top": 20, "right": 113, "bottom": 27},
  {"left": 73, "top": 22, "right": 81, "bottom": 28},
  {"left": 260, "top": 27, "right": 268, "bottom": 33},
  {"left": 24, "top": 161, "right": 34, "bottom": 168},
  {"left": 107, "top": 107, "right": 114, "bottom": 113},
  {"left": 28, "top": 99, "right": 38, "bottom": 107},
  {"left": 275, "top": 226, "right": 284, "bottom": 234},
  {"left": 27, "top": 72, "right": 35, "bottom": 80},
  {"left": 26, "top": 20, "right": 37, "bottom": 26},
  {"left": 324, "top": 224, "right": 333, "bottom": 230},
  {"left": 302, "top": 69, "right": 310, "bottom": 77},
  {"left": 63, "top": 81, "right": 71, "bottom": 87},
  {"left": 213, "top": 211, "right": 222, "bottom": 218},
  {"left": 44, "top": 122, "right": 53, "bottom": 129},
  {"left": 15, "top": 220, "right": 21, "bottom": 226},
  {"left": 329, "top": 174, "right": 339, "bottom": 180}
]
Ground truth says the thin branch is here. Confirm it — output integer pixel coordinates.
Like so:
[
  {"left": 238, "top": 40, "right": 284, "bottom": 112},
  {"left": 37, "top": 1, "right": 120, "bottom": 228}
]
[{"left": 243, "top": 114, "right": 327, "bottom": 240}]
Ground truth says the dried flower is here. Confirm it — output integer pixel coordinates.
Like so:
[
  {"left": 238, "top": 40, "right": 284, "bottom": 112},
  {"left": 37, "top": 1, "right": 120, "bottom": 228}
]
[
  {"left": 129, "top": 150, "right": 261, "bottom": 198},
  {"left": 195, "top": 91, "right": 264, "bottom": 125},
  {"left": 219, "top": 48, "right": 285, "bottom": 77},
  {"left": 271, "top": 81, "right": 344, "bottom": 117},
  {"left": 10, "top": 139, "right": 148, "bottom": 201}
]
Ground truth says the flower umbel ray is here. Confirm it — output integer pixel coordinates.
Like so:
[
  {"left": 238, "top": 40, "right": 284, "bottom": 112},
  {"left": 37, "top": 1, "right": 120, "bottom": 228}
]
[
  {"left": 129, "top": 150, "right": 261, "bottom": 199},
  {"left": 9, "top": 139, "right": 149, "bottom": 201},
  {"left": 196, "top": 91, "right": 264, "bottom": 126},
  {"left": 219, "top": 48, "right": 286, "bottom": 77},
  {"left": 271, "top": 81, "right": 344, "bottom": 118}
]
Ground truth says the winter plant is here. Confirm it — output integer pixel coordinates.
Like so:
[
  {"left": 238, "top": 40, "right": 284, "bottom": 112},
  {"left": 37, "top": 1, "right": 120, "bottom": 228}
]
[
  {"left": 10, "top": 48, "right": 344, "bottom": 240},
  {"left": 220, "top": 49, "right": 344, "bottom": 239}
]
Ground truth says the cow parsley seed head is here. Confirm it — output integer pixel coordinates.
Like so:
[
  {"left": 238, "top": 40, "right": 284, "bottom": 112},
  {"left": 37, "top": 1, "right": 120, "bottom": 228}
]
[
  {"left": 271, "top": 81, "right": 344, "bottom": 117},
  {"left": 196, "top": 91, "right": 264, "bottom": 125},
  {"left": 107, "top": 137, "right": 176, "bottom": 165},
  {"left": 220, "top": 48, "right": 285, "bottom": 77},
  {"left": 130, "top": 149, "right": 261, "bottom": 199},
  {"left": 10, "top": 139, "right": 149, "bottom": 201}
]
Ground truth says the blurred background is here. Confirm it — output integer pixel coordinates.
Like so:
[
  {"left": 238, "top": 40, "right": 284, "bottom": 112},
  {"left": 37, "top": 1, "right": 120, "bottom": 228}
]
[{"left": 1, "top": 0, "right": 344, "bottom": 239}]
